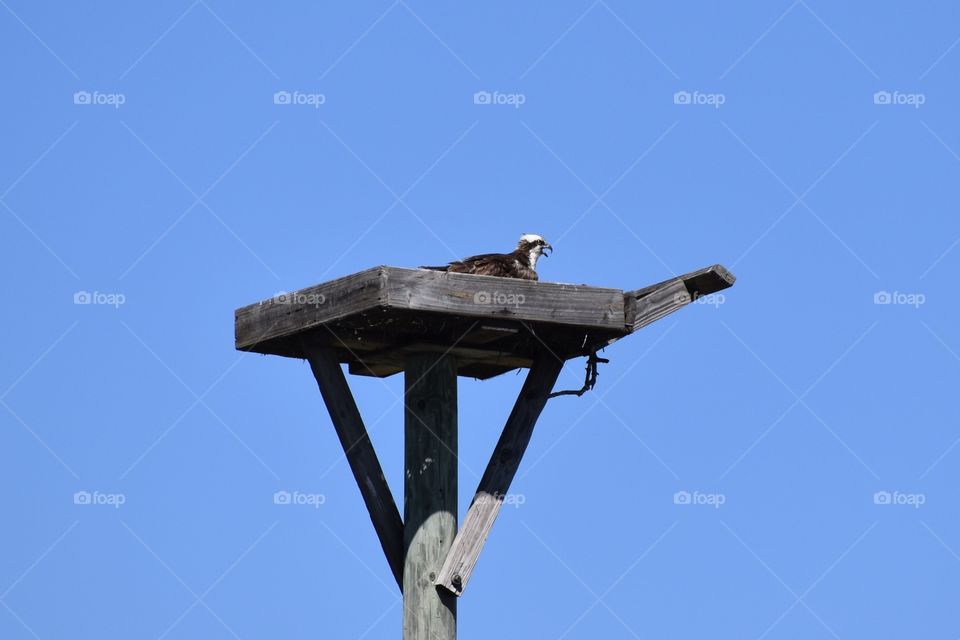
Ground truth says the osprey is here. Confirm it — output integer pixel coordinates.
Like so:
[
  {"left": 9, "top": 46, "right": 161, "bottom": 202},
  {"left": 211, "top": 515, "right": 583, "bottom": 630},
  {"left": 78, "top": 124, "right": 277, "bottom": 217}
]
[{"left": 421, "top": 234, "right": 553, "bottom": 281}]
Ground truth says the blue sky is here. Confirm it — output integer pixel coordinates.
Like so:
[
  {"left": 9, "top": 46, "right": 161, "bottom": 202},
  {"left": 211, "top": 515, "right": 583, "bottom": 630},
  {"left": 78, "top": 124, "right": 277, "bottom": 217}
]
[{"left": 2, "top": 1, "right": 959, "bottom": 638}]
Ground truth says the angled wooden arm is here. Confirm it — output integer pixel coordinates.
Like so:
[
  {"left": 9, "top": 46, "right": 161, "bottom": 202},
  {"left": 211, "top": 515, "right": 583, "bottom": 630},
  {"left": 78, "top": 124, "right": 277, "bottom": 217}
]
[
  {"left": 435, "top": 355, "right": 564, "bottom": 596},
  {"left": 623, "top": 264, "right": 736, "bottom": 333},
  {"left": 305, "top": 346, "right": 405, "bottom": 589}
]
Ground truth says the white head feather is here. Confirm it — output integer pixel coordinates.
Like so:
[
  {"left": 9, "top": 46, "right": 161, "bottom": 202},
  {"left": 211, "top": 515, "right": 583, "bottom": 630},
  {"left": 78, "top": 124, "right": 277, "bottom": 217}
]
[
  {"left": 519, "top": 233, "right": 546, "bottom": 245},
  {"left": 517, "top": 233, "right": 550, "bottom": 269}
]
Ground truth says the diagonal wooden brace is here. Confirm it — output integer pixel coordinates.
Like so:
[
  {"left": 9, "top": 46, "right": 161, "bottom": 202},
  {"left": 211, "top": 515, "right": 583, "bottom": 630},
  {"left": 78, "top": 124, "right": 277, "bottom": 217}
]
[
  {"left": 305, "top": 346, "right": 405, "bottom": 589},
  {"left": 435, "top": 355, "right": 563, "bottom": 596}
]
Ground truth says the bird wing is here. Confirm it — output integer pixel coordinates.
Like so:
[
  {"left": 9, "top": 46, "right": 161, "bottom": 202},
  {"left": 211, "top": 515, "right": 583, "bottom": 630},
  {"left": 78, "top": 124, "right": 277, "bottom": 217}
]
[
  {"left": 421, "top": 253, "right": 504, "bottom": 273},
  {"left": 447, "top": 252, "right": 535, "bottom": 279},
  {"left": 448, "top": 253, "right": 506, "bottom": 273}
]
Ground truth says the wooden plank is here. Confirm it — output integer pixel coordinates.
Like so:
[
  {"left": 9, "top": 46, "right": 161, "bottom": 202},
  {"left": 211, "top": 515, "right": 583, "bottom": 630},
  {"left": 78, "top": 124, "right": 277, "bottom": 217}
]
[
  {"left": 624, "top": 279, "right": 691, "bottom": 333},
  {"left": 372, "top": 343, "right": 531, "bottom": 371},
  {"left": 435, "top": 355, "right": 564, "bottom": 596},
  {"left": 466, "top": 323, "right": 520, "bottom": 344},
  {"left": 236, "top": 264, "right": 734, "bottom": 379},
  {"left": 304, "top": 345, "right": 405, "bottom": 589},
  {"left": 623, "top": 264, "right": 736, "bottom": 333},
  {"left": 403, "top": 353, "right": 458, "bottom": 640},
  {"left": 235, "top": 266, "right": 386, "bottom": 351},
  {"left": 236, "top": 265, "right": 734, "bottom": 354},
  {"left": 349, "top": 359, "right": 405, "bottom": 378},
  {"left": 347, "top": 343, "right": 531, "bottom": 380},
  {"left": 236, "top": 267, "right": 626, "bottom": 354},
  {"left": 682, "top": 263, "right": 736, "bottom": 298},
  {"left": 386, "top": 268, "right": 624, "bottom": 331}
]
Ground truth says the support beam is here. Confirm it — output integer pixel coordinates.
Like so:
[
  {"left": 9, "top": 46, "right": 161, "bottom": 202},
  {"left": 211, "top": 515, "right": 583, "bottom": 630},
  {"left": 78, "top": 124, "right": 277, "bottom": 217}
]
[
  {"left": 435, "top": 355, "right": 564, "bottom": 596},
  {"left": 304, "top": 346, "right": 405, "bottom": 589},
  {"left": 404, "top": 353, "right": 458, "bottom": 640}
]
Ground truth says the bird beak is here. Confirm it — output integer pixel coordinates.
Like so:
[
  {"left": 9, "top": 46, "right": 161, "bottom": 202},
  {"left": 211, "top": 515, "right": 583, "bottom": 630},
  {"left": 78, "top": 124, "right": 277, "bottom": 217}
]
[{"left": 543, "top": 243, "right": 552, "bottom": 257}]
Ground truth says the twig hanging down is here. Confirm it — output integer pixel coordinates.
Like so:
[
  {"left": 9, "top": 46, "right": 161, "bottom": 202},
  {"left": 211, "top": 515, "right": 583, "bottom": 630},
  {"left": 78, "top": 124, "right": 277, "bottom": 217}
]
[{"left": 548, "top": 349, "right": 610, "bottom": 398}]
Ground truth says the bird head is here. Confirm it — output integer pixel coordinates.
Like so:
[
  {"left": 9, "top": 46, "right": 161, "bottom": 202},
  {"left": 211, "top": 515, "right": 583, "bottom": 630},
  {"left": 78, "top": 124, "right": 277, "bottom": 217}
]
[
  {"left": 518, "top": 233, "right": 552, "bottom": 257},
  {"left": 517, "top": 233, "right": 552, "bottom": 270}
]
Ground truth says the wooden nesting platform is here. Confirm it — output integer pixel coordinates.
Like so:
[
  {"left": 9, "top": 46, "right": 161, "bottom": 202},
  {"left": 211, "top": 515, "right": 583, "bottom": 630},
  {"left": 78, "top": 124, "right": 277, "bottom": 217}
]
[{"left": 234, "top": 265, "right": 735, "bottom": 380}]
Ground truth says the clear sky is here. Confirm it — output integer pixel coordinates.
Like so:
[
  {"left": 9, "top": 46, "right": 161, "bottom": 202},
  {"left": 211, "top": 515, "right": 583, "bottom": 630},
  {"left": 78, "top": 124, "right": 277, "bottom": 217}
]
[{"left": 2, "top": 2, "right": 959, "bottom": 638}]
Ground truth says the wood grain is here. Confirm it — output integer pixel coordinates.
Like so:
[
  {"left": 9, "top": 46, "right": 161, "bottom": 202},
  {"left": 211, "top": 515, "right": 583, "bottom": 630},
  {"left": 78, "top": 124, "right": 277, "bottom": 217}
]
[
  {"left": 623, "top": 264, "right": 736, "bottom": 333},
  {"left": 403, "top": 353, "right": 458, "bottom": 639},
  {"left": 235, "top": 267, "right": 625, "bottom": 352},
  {"left": 385, "top": 268, "right": 624, "bottom": 331},
  {"left": 236, "top": 264, "right": 735, "bottom": 380},
  {"left": 304, "top": 345, "right": 405, "bottom": 589},
  {"left": 435, "top": 355, "right": 563, "bottom": 596}
]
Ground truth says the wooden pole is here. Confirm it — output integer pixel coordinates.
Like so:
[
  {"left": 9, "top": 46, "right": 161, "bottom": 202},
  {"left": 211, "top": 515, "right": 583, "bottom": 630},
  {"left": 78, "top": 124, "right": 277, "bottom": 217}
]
[{"left": 403, "top": 353, "right": 458, "bottom": 640}]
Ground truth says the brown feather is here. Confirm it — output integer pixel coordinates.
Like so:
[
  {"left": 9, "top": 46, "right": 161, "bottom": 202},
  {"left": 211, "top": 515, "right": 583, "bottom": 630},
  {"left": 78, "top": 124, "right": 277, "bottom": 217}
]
[{"left": 420, "top": 237, "right": 549, "bottom": 280}]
